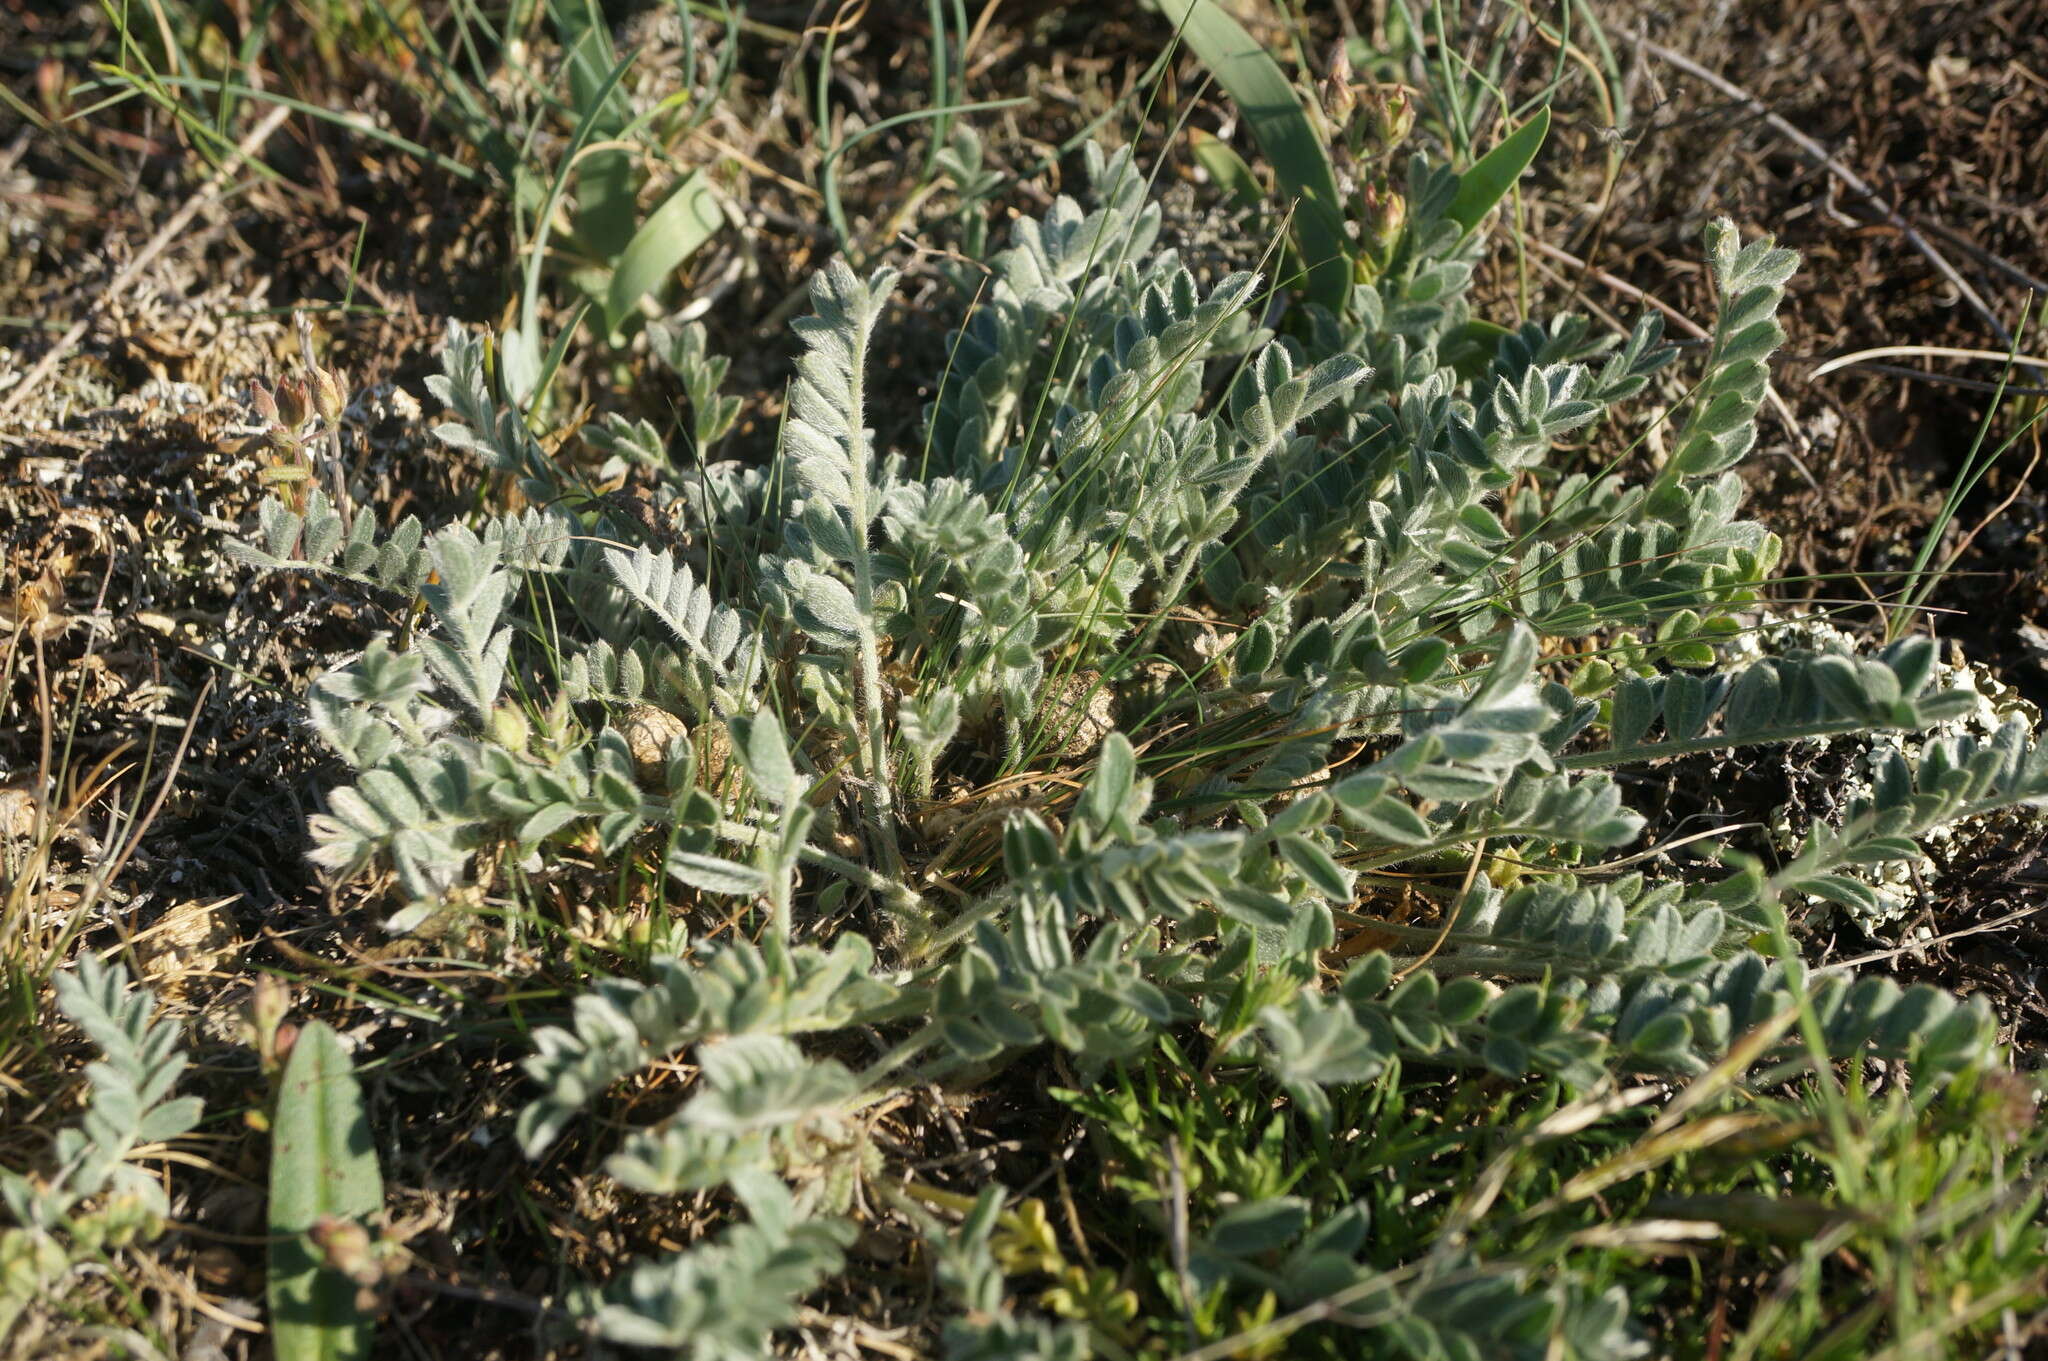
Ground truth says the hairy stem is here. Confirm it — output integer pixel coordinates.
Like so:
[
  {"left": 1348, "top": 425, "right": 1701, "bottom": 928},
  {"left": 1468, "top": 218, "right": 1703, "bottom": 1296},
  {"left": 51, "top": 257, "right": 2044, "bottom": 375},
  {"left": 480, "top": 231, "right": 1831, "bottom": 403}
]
[
  {"left": 1561, "top": 718, "right": 1883, "bottom": 771},
  {"left": 714, "top": 817, "right": 920, "bottom": 912}
]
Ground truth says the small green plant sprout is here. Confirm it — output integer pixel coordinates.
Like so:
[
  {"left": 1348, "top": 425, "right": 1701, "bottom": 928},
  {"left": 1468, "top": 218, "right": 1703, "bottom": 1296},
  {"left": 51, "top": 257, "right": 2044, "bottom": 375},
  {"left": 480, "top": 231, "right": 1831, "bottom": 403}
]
[
  {"left": 235, "top": 129, "right": 2044, "bottom": 1351},
  {"left": 249, "top": 312, "right": 357, "bottom": 551},
  {"left": 0, "top": 958, "right": 203, "bottom": 1343}
]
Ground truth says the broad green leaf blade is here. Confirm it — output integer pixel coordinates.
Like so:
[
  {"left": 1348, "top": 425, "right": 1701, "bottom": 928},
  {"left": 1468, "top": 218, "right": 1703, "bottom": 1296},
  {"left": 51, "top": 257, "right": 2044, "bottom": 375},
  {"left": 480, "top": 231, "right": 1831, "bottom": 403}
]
[
  {"left": 550, "top": 0, "right": 637, "bottom": 259},
  {"left": 1157, "top": 0, "right": 1352, "bottom": 311},
  {"left": 499, "top": 326, "right": 540, "bottom": 411},
  {"left": 1187, "top": 127, "right": 1265, "bottom": 213},
  {"left": 1444, "top": 317, "right": 1514, "bottom": 381},
  {"left": 605, "top": 171, "right": 722, "bottom": 336},
  {"left": 269, "top": 1021, "right": 381, "bottom": 1361},
  {"left": 516, "top": 42, "right": 638, "bottom": 394},
  {"left": 1447, "top": 105, "right": 1550, "bottom": 236}
]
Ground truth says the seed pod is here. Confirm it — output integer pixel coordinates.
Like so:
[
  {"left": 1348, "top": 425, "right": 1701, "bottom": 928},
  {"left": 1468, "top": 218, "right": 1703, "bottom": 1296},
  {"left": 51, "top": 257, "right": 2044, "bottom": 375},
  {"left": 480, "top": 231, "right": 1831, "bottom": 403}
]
[
  {"left": 696, "top": 720, "right": 733, "bottom": 792},
  {"left": 250, "top": 380, "right": 281, "bottom": 428},
  {"left": 275, "top": 378, "right": 311, "bottom": 430},
  {"left": 621, "top": 704, "right": 689, "bottom": 788},
  {"left": 313, "top": 364, "right": 347, "bottom": 426}
]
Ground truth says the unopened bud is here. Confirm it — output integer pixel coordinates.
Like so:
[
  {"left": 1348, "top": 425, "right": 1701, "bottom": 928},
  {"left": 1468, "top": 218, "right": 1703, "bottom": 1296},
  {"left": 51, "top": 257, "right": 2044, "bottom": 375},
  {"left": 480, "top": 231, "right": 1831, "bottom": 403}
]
[
  {"left": 309, "top": 1217, "right": 379, "bottom": 1284},
  {"left": 1321, "top": 44, "right": 1357, "bottom": 135},
  {"left": 1362, "top": 182, "right": 1408, "bottom": 262},
  {"left": 488, "top": 702, "right": 532, "bottom": 752},
  {"left": 313, "top": 366, "right": 346, "bottom": 426},
  {"left": 250, "top": 381, "right": 280, "bottom": 428},
  {"left": 276, "top": 379, "right": 311, "bottom": 430},
  {"left": 1325, "top": 40, "right": 1353, "bottom": 89},
  {"left": 543, "top": 692, "right": 573, "bottom": 745},
  {"left": 1327, "top": 83, "right": 1358, "bottom": 143},
  {"left": 1375, "top": 89, "right": 1415, "bottom": 151}
]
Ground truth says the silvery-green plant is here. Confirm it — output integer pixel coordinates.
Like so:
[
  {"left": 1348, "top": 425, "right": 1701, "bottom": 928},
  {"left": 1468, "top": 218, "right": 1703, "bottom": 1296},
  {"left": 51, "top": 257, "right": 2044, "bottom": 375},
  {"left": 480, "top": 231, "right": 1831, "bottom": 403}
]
[
  {"left": 1, "top": 959, "right": 202, "bottom": 1341},
  {"left": 234, "top": 140, "right": 2045, "bottom": 1355}
]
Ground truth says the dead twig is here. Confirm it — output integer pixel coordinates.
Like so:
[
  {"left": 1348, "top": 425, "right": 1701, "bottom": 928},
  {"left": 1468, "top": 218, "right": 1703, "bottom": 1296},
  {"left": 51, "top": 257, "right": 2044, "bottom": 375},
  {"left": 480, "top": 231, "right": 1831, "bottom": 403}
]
[
  {"left": 1808, "top": 345, "right": 2048, "bottom": 380},
  {"left": 0, "top": 102, "right": 294, "bottom": 419},
  {"left": 1818, "top": 900, "right": 2048, "bottom": 974},
  {"left": 1529, "top": 239, "right": 1711, "bottom": 341},
  {"left": 1620, "top": 28, "right": 2012, "bottom": 346},
  {"left": 1919, "top": 217, "right": 2048, "bottom": 297}
]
